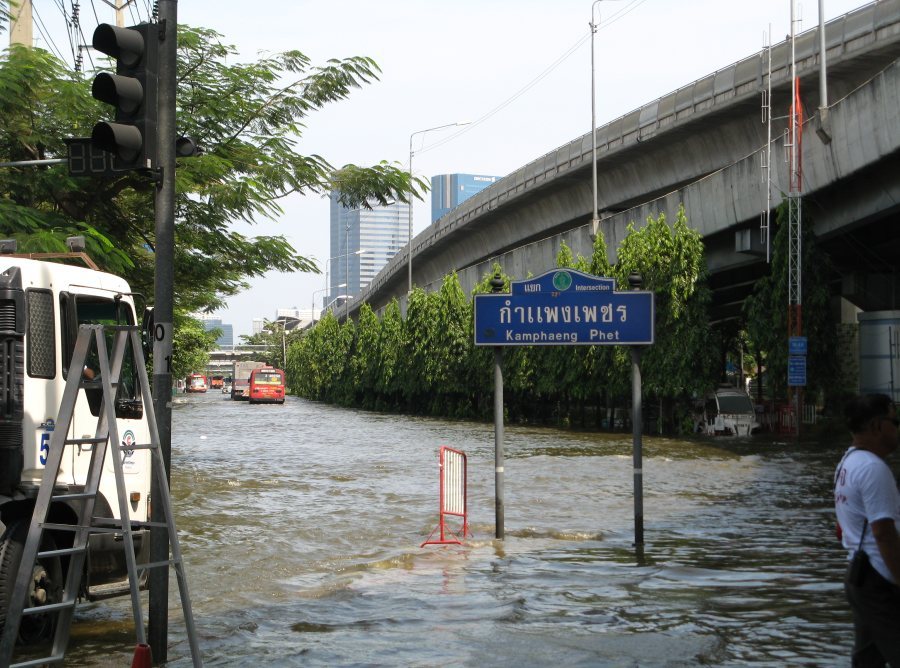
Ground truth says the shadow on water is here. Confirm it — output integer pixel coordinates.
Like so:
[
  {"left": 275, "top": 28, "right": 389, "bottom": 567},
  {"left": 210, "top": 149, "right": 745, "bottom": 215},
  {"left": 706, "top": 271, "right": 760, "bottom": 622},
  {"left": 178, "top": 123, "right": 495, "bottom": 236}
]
[{"left": 53, "top": 394, "right": 866, "bottom": 666}]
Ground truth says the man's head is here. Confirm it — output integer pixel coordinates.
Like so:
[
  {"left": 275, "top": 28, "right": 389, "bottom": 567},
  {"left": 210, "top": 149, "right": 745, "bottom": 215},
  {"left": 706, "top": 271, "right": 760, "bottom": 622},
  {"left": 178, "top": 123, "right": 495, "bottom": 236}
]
[{"left": 845, "top": 393, "right": 898, "bottom": 457}]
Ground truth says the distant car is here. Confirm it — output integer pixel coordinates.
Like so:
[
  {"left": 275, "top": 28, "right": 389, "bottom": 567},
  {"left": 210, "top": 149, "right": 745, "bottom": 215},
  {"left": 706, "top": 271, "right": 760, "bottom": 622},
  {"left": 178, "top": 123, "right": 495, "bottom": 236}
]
[{"left": 698, "top": 386, "right": 761, "bottom": 436}]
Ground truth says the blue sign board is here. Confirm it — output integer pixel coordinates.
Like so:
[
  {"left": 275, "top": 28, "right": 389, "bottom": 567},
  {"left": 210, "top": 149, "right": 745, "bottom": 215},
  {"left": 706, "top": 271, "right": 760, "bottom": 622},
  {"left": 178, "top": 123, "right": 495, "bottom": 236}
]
[
  {"left": 788, "top": 355, "right": 807, "bottom": 387},
  {"left": 474, "top": 269, "right": 654, "bottom": 346},
  {"left": 789, "top": 336, "right": 808, "bottom": 356}
]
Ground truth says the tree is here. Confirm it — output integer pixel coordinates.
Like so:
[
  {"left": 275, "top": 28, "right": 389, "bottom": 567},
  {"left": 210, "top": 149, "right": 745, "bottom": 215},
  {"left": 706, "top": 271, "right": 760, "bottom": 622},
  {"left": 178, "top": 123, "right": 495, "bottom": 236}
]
[
  {"left": 170, "top": 313, "right": 217, "bottom": 381},
  {"left": 614, "top": 206, "right": 716, "bottom": 431},
  {"left": 0, "top": 28, "right": 426, "bottom": 315},
  {"left": 743, "top": 199, "right": 839, "bottom": 403}
]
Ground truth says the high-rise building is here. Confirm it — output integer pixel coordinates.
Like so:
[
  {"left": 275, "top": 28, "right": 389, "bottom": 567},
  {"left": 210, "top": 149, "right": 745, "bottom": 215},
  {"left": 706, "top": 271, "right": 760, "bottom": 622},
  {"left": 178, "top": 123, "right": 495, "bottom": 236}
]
[
  {"left": 431, "top": 173, "right": 501, "bottom": 223},
  {"left": 198, "top": 316, "right": 234, "bottom": 348},
  {"left": 329, "top": 192, "right": 409, "bottom": 307}
]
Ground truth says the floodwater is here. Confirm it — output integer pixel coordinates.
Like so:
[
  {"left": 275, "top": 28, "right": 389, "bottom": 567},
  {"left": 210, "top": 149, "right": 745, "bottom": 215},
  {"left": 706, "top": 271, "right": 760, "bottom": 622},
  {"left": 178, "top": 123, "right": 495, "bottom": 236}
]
[{"left": 51, "top": 392, "right": 867, "bottom": 666}]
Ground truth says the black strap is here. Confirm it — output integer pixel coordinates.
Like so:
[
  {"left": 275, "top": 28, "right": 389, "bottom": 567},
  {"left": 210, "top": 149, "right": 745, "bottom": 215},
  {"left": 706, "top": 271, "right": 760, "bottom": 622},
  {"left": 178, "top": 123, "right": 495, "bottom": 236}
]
[{"left": 857, "top": 519, "right": 868, "bottom": 552}]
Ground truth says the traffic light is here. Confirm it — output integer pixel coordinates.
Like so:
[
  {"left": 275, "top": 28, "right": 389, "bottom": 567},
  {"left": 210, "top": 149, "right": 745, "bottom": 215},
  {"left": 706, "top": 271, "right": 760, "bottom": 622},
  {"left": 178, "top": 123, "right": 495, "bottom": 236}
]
[{"left": 91, "top": 23, "right": 158, "bottom": 171}]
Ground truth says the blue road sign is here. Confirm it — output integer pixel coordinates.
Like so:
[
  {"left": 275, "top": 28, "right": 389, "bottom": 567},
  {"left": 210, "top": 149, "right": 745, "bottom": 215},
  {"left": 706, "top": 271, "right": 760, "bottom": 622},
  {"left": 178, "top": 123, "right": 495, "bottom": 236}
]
[
  {"left": 788, "top": 355, "right": 807, "bottom": 387},
  {"left": 789, "top": 336, "right": 808, "bottom": 356},
  {"left": 474, "top": 269, "right": 654, "bottom": 346}
]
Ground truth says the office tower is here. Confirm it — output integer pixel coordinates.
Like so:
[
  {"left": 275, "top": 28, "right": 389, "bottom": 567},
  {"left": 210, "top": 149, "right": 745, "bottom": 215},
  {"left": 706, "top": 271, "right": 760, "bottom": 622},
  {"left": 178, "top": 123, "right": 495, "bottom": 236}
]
[
  {"left": 198, "top": 316, "right": 234, "bottom": 348},
  {"left": 329, "top": 192, "right": 409, "bottom": 306},
  {"left": 431, "top": 173, "right": 501, "bottom": 223}
]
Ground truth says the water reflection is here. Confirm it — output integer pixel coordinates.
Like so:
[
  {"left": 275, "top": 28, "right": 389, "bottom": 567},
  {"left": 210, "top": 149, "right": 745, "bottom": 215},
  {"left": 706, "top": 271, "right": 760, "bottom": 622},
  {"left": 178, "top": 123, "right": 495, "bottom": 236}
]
[{"left": 53, "top": 393, "right": 862, "bottom": 666}]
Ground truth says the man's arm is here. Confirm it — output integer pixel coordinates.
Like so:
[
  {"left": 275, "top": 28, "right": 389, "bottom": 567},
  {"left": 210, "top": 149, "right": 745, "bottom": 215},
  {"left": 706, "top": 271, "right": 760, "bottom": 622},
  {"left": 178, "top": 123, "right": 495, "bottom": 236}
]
[{"left": 872, "top": 517, "right": 900, "bottom": 583}]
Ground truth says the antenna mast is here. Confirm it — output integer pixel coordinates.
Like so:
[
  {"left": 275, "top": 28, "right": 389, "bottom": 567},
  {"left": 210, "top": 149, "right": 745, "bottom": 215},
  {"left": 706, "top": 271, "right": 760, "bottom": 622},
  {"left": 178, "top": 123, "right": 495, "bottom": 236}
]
[{"left": 787, "top": 0, "right": 804, "bottom": 432}]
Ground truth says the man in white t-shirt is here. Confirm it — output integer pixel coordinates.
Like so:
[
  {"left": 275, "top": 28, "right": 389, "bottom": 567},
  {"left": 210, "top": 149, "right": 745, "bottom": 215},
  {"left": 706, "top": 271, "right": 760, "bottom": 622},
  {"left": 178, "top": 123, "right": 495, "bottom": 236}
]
[{"left": 834, "top": 393, "right": 900, "bottom": 666}]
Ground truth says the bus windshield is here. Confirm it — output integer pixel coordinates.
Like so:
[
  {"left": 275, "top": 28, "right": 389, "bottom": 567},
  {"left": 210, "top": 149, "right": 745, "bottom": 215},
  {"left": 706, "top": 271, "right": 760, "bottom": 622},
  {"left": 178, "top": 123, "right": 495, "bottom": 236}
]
[{"left": 253, "top": 371, "right": 283, "bottom": 385}]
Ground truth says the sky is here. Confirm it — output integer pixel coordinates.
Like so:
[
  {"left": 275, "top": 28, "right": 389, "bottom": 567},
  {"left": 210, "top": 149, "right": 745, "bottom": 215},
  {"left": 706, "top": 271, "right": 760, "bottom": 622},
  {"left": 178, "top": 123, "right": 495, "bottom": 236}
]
[{"left": 32, "top": 0, "right": 871, "bottom": 337}]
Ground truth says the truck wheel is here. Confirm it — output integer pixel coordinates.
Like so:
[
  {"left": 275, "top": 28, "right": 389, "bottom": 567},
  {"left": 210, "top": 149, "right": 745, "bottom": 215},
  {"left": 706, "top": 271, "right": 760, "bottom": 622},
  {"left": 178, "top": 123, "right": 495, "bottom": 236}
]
[{"left": 0, "top": 519, "right": 63, "bottom": 644}]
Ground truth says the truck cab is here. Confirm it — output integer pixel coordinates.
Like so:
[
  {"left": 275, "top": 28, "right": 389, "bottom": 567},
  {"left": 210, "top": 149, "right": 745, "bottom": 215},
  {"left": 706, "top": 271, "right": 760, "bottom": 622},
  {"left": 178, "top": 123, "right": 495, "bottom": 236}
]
[
  {"left": 699, "top": 385, "right": 761, "bottom": 436},
  {"left": 0, "top": 253, "right": 152, "bottom": 642}
]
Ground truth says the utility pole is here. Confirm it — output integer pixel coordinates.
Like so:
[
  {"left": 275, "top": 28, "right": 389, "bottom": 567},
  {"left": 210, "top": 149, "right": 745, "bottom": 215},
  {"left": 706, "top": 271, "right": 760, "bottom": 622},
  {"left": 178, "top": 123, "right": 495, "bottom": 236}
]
[
  {"left": 786, "top": 0, "right": 804, "bottom": 436},
  {"left": 9, "top": 0, "right": 33, "bottom": 47},
  {"left": 149, "top": 1, "right": 177, "bottom": 662}
]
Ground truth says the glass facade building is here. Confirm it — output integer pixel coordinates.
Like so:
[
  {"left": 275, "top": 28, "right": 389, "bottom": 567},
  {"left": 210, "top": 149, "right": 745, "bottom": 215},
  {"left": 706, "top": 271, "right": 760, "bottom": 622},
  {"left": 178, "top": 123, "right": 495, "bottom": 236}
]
[
  {"left": 329, "top": 192, "right": 410, "bottom": 308},
  {"left": 199, "top": 317, "right": 234, "bottom": 348},
  {"left": 431, "top": 173, "right": 501, "bottom": 223}
]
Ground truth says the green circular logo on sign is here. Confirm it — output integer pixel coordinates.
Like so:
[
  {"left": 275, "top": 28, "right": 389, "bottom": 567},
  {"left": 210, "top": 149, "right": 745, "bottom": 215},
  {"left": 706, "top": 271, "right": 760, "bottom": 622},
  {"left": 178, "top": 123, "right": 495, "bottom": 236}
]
[{"left": 552, "top": 271, "right": 573, "bottom": 291}]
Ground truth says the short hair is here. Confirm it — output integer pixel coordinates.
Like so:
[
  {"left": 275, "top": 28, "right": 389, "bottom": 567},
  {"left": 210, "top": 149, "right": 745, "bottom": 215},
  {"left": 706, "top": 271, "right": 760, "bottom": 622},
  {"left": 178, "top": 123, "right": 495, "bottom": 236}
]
[{"left": 844, "top": 393, "right": 894, "bottom": 433}]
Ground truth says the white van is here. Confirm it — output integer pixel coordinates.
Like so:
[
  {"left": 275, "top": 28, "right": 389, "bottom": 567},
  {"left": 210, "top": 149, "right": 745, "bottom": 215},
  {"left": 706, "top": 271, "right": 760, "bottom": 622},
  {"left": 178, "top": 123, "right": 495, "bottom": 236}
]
[
  {"left": 699, "top": 385, "right": 761, "bottom": 436},
  {"left": 0, "top": 253, "right": 152, "bottom": 642}
]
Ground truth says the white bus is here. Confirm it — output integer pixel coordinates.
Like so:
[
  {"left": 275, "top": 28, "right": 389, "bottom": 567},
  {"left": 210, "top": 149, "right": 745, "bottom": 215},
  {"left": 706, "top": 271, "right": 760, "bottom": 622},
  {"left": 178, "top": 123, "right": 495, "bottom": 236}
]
[{"left": 0, "top": 253, "right": 152, "bottom": 643}]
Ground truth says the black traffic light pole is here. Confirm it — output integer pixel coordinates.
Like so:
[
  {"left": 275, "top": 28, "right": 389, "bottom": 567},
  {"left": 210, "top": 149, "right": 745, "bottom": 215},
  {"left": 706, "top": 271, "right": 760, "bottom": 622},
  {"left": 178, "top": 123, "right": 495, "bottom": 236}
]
[
  {"left": 149, "top": 2, "right": 177, "bottom": 663},
  {"left": 85, "top": 10, "right": 179, "bottom": 662}
]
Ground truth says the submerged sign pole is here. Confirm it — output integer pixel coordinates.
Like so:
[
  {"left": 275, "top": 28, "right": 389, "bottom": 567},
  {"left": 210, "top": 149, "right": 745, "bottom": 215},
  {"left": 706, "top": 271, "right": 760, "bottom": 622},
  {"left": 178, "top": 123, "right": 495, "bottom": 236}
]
[
  {"left": 475, "top": 269, "right": 654, "bottom": 547},
  {"left": 490, "top": 274, "right": 506, "bottom": 539},
  {"left": 628, "top": 272, "right": 644, "bottom": 549}
]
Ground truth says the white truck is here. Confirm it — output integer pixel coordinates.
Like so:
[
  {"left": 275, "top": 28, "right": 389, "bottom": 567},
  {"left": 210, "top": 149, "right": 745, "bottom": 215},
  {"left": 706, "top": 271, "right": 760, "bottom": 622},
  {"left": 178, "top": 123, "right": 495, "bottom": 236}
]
[
  {"left": 231, "top": 360, "right": 266, "bottom": 400},
  {"left": 0, "top": 251, "right": 152, "bottom": 643},
  {"left": 698, "top": 385, "right": 762, "bottom": 436}
]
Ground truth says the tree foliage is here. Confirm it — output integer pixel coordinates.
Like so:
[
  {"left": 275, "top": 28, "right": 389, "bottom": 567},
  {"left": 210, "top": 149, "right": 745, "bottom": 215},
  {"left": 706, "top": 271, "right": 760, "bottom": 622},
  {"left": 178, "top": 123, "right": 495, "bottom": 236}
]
[
  {"left": 288, "top": 207, "right": 718, "bottom": 433},
  {"left": 743, "top": 199, "right": 839, "bottom": 402},
  {"left": 2, "top": 29, "right": 425, "bottom": 375}
]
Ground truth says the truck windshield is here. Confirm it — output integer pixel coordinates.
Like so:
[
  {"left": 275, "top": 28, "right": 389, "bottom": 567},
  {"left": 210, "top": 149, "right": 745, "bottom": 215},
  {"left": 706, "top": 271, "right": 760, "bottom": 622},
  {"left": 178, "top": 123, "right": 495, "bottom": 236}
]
[
  {"left": 60, "top": 293, "right": 140, "bottom": 418},
  {"left": 718, "top": 395, "right": 753, "bottom": 414}
]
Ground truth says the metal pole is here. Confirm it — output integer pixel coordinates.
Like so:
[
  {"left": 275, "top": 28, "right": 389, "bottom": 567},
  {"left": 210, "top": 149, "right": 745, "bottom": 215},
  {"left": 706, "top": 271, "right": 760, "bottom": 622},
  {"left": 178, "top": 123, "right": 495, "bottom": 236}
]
[
  {"left": 494, "top": 347, "right": 505, "bottom": 539},
  {"left": 816, "top": 0, "right": 830, "bottom": 142},
  {"left": 406, "top": 122, "right": 469, "bottom": 297},
  {"left": 0, "top": 158, "right": 66, "bottom": 168},
  {"left": 408, "top": 137, "right": 414, "bottom": 295},
  {"left": 630, "top": 346, "right": 644, "bottom": 547},
  {"left": 150, "top": 3, "right": 177, "bottom": 662},
  {"left": 590, "top": 1, "right": 600, "bottom": 237},
  {"left": 488, "top": 274, "right": 506, "bottom": 540},
  {"left": 345, "top": 223, "right": 351, "bottom": 321}
]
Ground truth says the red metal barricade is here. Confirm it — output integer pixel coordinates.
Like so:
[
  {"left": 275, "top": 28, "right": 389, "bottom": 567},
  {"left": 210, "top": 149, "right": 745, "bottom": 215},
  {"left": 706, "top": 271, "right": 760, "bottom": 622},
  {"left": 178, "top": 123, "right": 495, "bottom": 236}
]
[{"left": 421, "top": 446, "right": 469, "bottom": 546}]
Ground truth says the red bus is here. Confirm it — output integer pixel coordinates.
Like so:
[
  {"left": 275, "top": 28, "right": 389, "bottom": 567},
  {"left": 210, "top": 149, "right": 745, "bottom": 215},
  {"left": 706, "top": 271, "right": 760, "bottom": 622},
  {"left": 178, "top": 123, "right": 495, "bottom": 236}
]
[
  {"left": 186, "top": 373, "right": 208, "bottom": 393},
  {"left": 248, "top": 366, "right": 286, "bottom": 404}
]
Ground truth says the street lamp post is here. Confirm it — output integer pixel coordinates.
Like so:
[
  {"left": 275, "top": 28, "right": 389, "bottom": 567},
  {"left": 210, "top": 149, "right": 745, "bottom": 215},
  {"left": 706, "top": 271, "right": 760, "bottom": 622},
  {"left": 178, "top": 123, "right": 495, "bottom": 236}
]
[
  {"left": 589, "top": 0, "right": 622, "bottom": 238},
  {"left": 311, "top": 285, "right": 339, "bottom": 324},
  {"left": 324, "top": 249, "right": 371, "bottom": 319},
  {"left": 408, "top": 121, "right": 470, "bottom": 294}
]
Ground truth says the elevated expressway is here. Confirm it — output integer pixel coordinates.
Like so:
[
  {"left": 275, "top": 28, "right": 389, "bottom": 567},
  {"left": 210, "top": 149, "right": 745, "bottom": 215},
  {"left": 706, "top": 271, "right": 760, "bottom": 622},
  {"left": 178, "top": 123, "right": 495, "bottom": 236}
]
[{"left": 354, "top": 0, "right": 900, "bottom": 322}]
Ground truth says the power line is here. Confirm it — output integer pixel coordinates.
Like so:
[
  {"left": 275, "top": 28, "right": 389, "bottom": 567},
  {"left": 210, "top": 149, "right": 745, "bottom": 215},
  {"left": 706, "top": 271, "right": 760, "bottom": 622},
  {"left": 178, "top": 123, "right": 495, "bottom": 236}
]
[
  {"left": 421, "top": 0, "right": 649, "bottom": 156},
  {"left": 32, "top": 3, "right": 67, "bottom": 62}
]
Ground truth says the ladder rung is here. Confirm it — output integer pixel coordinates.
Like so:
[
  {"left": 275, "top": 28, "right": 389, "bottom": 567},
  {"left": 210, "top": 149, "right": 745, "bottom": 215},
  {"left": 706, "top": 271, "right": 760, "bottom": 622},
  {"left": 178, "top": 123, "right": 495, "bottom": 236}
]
[
  {"left": 51, "top": 492, "right": 97, "bottom": 502},
  {"left": 79, "top": 379, "right": 118, "bottom": 389},
  {"left": 92, "top": 518, "right": 167, "bottom": 530},
  {"left": 38, "top": 546, "right": 86, "bottom": 559},
  {"left": 11, "top": 654, "right": 66, "bottom": 667},
  {"left": 40, "top": 522, "right": 90, "bottom": 532},
  {"left": 64, "top": 436, "right": 108, "bottom": 446},
  {"left": 139, "top": 558, "right": 181, "bottom": 571},
  {"left": 118, "top": 443, "right": 155, "bottom": 451},
  {"left": 22, "top": 600, "right": 75, "bottom": 616}
]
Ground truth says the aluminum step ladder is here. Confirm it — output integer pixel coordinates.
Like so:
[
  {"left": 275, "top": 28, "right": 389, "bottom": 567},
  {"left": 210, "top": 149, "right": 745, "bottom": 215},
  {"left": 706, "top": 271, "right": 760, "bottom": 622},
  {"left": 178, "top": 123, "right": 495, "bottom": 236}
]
[{"left": 0, "top": 324, "right": 202, "bottom": 667}]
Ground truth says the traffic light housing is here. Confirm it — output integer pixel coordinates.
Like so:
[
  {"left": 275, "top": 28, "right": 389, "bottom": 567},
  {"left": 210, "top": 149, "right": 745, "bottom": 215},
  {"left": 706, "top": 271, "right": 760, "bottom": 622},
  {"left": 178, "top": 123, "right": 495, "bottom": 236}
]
[{"left": 91, "top": 23, "right": 158, "bottom": 171}]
